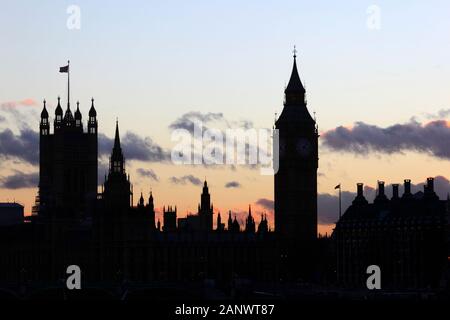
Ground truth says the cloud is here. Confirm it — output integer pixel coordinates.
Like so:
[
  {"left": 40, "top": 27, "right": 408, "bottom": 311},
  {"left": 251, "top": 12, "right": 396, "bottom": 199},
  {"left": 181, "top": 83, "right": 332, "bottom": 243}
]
[
  {"left": 318, "top": 177, "right": 450, "bottom": 224},
  {"left": 0, "top": 126, "right": 167, "bottom": 168},
  {"left": 137, "top": 168, "right": 159, "bottom": 181},
  {"left": 1, "top": 99, "right": 38, "bottom": 109},
  {"left": 169, "top": 175, "right": 203, "bottom": 186},
  {"left": 0, "top": 115, "right": 5, "bottom": 123},
  {"left": 169, "top": 111, "right": 255, "bottom": 134},
  {"left": 0, "top": 128, "right": 39, "bottom": 165},
  {"left": 255, "top": 198, "right": 274, "bottom": 210},
  {"left": 169, "top": 111, "right": 268, "bottom": 170},
  {"left": 225, "top": 181, "right": 241, "bottom": 188},
  {"left": 169, "top": 111, "right": 226, "bottom": 132},
  {"left": 412, "top": 175, "right": 450, "bottom": 199},
  {"left": 98, "top": 131, "right": 170, "bottom": 162},
  {"left": 322, "top": 120, "right": 450, "bottom": 159},
  {"left": 425, "top": 108, "right": 450, "bottom": 119},
  {"left": 0, "top": 171, "right": 38, "bottom": 189},
  {"left": 0, "top": 99, "right": 40, "bottom": 130}
]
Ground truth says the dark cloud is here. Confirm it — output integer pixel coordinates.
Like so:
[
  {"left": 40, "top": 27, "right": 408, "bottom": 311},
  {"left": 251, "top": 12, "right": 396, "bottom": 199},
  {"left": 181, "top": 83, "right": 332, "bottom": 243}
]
[
  {"left": 169, "top": 111, "right": 268, "bottom": 170},
  {"left": 318, "top": 177, "right": 450, "bottom": 224},
  {"left": 322, "top": 120, "right": 450, "bottom": 159},
  {"left": 137, "top": 168, "right": 159, "bottom": 181},
  {"left": 0, "top": 99, "right": 40, "bottom": 129},
  {"left": 0, "top": 128, "right": 39, "bottom": 165},
  {"left": 0, "top": 125, "right": 167, "bottom": 168},
  {"left": 99, "top": 131, "right": 170, "bottom": 162},
  {"left": 255, "top": 198, "right": 274, "bottom": 210},
  {"left": 225, "top": 181, "right": 241, "bottom": 188},
  {"left": 426, "top": 108, "right": 450, "bottom": 119},
  {"left": 169, "top": 111, "right": 255, "bottom": 134},
  {"left": 169, "top": 175, "right": 203, "bottom": 186},
  {"left": 0, "top": 171, "right": 38, "bottom": 189},
  {"left": 411, "top": 175, "right": 450, "bottom": 199},
  {"left": 169, "top": 112, "right": 226, "bottom": 132},
  {"left": 318, "top": 191, "right": 358, "bottom": 225}
]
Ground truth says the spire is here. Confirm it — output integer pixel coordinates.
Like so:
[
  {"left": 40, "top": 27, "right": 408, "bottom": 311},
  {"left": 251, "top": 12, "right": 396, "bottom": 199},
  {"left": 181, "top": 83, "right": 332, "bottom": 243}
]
[
  {"left": 114, "top": 119, "right": 121, "bottom": 150},
  {"left": 110, "top": 120, "right": 125, "bottom": 174},
  {"left": 285, "top": 47, "right": 305, "bottom": 95},
  {"left": 41, "top": 99, "right": 48, "bottom": 118},
  {"left": 74, "top": 101, "right": 82, "bottom": 120},
  {"left": 89, "top": 98, "right": 97, "bottom": 117},
  {"left": 55, "top": 96, "right": 63, "bottom": 116},
  {"left": 139, "top": 192, "right": 144, "bottom": 206}
]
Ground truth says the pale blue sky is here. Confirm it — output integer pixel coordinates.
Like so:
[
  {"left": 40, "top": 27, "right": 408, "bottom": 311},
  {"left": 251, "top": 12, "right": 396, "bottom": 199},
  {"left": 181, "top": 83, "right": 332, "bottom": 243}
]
[{"left": 2, "top": 0, "right": 450, "bottom": 138}]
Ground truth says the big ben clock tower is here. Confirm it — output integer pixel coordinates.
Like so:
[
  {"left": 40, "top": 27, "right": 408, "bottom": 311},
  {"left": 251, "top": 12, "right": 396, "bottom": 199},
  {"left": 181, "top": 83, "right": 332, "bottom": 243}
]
[{"left": 275, "top": 51, "right": 318, "bottom": 247}]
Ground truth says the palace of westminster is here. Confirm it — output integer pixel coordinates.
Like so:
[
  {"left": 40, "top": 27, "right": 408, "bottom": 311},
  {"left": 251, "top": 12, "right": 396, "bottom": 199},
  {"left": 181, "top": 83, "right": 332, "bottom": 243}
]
[{"left": 0, "top": 55, "right": 449, "bottom": 298}]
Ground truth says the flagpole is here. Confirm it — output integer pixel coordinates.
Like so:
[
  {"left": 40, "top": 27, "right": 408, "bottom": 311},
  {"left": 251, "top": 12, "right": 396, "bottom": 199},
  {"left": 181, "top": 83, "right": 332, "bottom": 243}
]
[
  {"left": 339, "top": 184, "right": 342, "bottom": 220},
  {"left": 67, "top": 60, "right": 70, "bottom": 107}
]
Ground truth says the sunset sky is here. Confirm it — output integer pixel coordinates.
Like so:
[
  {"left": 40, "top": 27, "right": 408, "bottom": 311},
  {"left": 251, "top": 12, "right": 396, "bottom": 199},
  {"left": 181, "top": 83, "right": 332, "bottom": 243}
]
[{"left": 1, "top": 0, "right": 450, "bottom": 235}]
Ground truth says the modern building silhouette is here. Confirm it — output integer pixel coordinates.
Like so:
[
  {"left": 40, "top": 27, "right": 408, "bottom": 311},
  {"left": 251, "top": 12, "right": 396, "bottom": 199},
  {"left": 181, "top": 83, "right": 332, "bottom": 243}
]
[{"left": 334, "top": 179, "right": 449, "bottom": 289}]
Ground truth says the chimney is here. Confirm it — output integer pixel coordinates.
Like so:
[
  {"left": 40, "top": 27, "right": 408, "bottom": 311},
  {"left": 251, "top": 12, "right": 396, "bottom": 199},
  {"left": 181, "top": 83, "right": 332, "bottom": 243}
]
[
  {"left": 357, "top": 183, "right": 364, "bottom": 197},
  {"left": 378, "top": 181, "right": 385, "bottom": 197},
  {"left": 427, "top": 177, "right": 434, "bottom": 193},
  {"left": 392, "top": 184, "right": 399, "bottom": 199},
  {"left": 404, "top": 179, "right": 411, "bottom": 195}
]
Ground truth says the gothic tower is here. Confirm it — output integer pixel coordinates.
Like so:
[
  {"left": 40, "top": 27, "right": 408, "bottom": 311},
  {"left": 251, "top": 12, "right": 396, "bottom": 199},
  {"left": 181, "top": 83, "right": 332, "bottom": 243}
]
[
  {"left": 274, "top": 53, "right": 318, "bottom": 245},
  {"left": 102, "top": 120, "right": 132, "bottom": 213},
  {"left": 198, "top": 180, "right": 213, "bottom": 231},
  {"left": 39, "top": 97, "right": 98, "bottom": 219}
]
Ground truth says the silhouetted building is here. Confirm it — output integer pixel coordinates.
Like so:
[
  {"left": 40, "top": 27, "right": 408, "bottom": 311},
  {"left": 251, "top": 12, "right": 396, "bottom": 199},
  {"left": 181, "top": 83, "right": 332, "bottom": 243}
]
[
  {"left": 163, "top": 206, "right": 177, "bottom": 232},
  {"left": 274, "top": 52, "right": 319, "bottom": 279},
  {"left": 39, "top": 98, "right": 97, "bottom": 219},
  {"left": 334, "top": 178, "right": 449, "bottom": 289},
  {"left": 257, "top": 214, "right": 269, "bottom": 235},
  {"left": 0, "top": 203, "right": 24, "bottom": 226},
  {"left": 245, "top": 205, "right": 256, "bottom": 233},
  {"left": 275, "top": 53, "right": 318, "bottom": 244}
]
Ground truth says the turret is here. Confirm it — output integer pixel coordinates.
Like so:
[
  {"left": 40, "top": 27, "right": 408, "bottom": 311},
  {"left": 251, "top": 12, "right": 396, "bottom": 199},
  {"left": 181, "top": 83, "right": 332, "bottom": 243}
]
[
  {"left": 40, "top": 99, "right": 49, "bottom": 136},
  {"left": 74, "top": 101, "right": 82, "bottom": 129},
  {"left": 54, "top": 96, "right": 63, "bottom": 131},
  {"left": 148, "top": 191, "right": 154, "bottom": 211},
  {"left": 138, "top": 192, "right": 144, "bottom": 207},
  {"left": 88, "top": 98, "right": 97, "bottom": 134},
  {"left": 227, "top": 210, "right": 233, "bottom": 231}
]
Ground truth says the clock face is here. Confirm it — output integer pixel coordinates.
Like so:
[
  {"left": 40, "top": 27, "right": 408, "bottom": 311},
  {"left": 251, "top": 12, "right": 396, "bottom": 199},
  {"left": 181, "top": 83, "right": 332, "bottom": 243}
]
[{"left": 296, "top": 138, "right": 312, "bottom": 157}]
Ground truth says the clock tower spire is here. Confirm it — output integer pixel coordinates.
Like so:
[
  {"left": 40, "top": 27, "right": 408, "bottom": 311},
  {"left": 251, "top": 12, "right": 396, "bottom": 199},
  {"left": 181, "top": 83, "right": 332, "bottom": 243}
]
[{"left": 275, "top": 51, "right": 318, "bottom": 277}]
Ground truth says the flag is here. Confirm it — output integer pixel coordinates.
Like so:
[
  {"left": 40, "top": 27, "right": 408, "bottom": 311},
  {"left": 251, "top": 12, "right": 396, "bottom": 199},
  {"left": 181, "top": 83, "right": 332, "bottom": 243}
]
[
  {"left": 59, "top": 65, "right": 69, "bottom": 73},
  {"left": 334, "top": 184, "right": 341, "bottom": 189}
]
